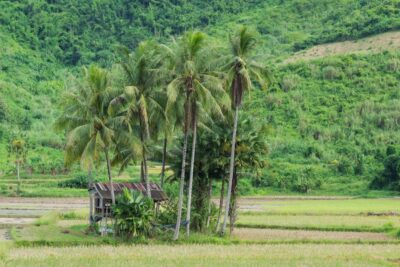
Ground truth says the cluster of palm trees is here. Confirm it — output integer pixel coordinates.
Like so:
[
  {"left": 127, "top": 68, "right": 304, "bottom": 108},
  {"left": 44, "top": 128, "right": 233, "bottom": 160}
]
[{"left": 56, "top": 26, "right": 269, "bottom": 240}]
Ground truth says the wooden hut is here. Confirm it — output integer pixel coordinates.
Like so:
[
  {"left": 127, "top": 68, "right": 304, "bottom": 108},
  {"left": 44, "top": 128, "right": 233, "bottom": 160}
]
[{"left": 89, "top": 182, "right": 167, "bottom": 220}]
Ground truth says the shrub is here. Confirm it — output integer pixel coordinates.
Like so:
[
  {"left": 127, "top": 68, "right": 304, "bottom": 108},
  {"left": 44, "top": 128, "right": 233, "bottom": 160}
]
[
  {"left": 322, "top": 66, "right": 341, "bottom": 80},
  {"left": 0, "top": 98, "right": 7, "bottom": 122},
  {"left": 292, "top": 167, "right": 322, "bottom": 193},
  {"left": 281, "top": 74, "right": 300, "bottom": 92},
  {"left": 113, "top": 189, "right": 154, "bottom": 239},
  {"left": 58, "top": 174, "right": 88, "bottom": 189},
  {"left": 370, "top": 148, "right": 400, "bottom": 191},
  {"left": 157, "top": 199, "right": 182, "bottom": 226},
  {"left": 386, "top": 58, "right": 399, "bottom": 72},
  {"left": 337, "top": 158, "right": 352, "bottom": 174}
]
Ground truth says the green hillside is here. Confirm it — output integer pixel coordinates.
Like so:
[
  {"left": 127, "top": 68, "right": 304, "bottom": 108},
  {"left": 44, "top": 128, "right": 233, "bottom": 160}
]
[{"left": 0, "top": 0, "right": 399, "bottom": 195}]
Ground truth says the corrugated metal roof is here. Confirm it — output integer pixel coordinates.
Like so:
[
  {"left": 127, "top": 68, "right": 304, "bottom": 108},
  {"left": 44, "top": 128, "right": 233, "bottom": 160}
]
[{"left": 92, "top": 182, "right": 168, "bottom": 202}]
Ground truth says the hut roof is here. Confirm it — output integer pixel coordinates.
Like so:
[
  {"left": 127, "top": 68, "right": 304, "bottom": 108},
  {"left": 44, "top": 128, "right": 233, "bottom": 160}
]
[{"left": 91, "top": 182, "right": 168, "bottom": 202}]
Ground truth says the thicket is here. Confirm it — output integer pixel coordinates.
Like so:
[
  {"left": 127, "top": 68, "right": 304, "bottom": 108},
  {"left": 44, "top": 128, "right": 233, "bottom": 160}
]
[{"left": 370, "top": 146, "right": 400, "bottom": 191}]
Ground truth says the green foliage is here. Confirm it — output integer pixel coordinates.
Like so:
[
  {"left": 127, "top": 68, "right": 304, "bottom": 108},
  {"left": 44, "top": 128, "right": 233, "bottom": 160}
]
[
  {"left": 0, "top": 0, "right": 399, "bottom": 196},
  {"left": 157, "top": 199, "right": 186, "bottom": 226},
  {"left": 370, "top": 147, "right": 400, "bottom": 191},
  {"left": 293, "top": 167, "right": 323, "bottom": 193},
  {"left": 58, "top": 173, "right": 107, "bottom": 189},
  {"left": 113, "top": 188, "right": 154, "bottom": 239},
  {"left": 34, "top": 212, "right": 59, "bottom": 226}
]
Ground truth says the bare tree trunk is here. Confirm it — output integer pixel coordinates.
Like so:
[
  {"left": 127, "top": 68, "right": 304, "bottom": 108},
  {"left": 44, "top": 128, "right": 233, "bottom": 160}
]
[
  {"left": 104, "top": 149, "right": 115, "bottom": 205},
  {"left": 206, "top": 177, "right": 213, "bottom": 228},
  {"left": 215, "top": 178, "right": 225, "bottom": 232},
  {"left": 186, "top": 115, "right": 197, "bottom": 237},
  {"left": 221, "top": 105, "right": 239, "bottom": 235},
  {"left": 173, "top": 131, "right": 189, "bottom": 240}
]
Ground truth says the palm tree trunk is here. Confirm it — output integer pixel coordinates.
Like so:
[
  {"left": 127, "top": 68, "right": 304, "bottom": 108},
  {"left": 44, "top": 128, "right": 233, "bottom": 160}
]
[
  {"left": 160, "top": 138, "right": 167, "bottom": 188},
  {"left": 143, "top": 148, "right": 151, "bottom": 198},
  {"left": 140, "top": 161, "right": 145, "bottom": 182},
  {"left": 156, "top": 138, "right": 167, "bottom": 217},
  {"left": 104, "top": 149, "right": 115, "bottom": 205},
  {"left": 206, "top": 177, "right": 213, "bottom": 228},
  {"left": 215, "top": 178, "right": 225, "bottom": 232},
  {"left": 229, "top": 167, "right": 238, "bottom": 234},
  {"left": 221, "top": 105, "right": 239, "bottom": 235},
  {"left": 16, "top": 159, "right": 21, "bottom": 195},
  {"left": 185, "top": 115, "right": 197, "bottom": 237},
  {"left": 88, "top": 166, "right": 93, "bottom": 225},
  {"left": 173, "top": 131, "right": 189, "bottom": 240}
]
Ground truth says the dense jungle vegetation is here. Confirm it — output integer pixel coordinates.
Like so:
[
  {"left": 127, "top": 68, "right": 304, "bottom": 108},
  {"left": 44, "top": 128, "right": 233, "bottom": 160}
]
[{"left": 0, "top": 0, "right": 399, "bottom": 195}]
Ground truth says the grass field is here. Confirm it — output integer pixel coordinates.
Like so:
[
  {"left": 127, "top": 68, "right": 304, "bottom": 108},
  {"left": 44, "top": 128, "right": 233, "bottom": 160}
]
[
  {"left": 237, "top": 214, "right": 400, "bottom": 232},
  {"left": 0, "top": 195, "right": 399, "bottom": 266},
  {"left": 2, "top": 244, "right": 400, "bottom": 267}
]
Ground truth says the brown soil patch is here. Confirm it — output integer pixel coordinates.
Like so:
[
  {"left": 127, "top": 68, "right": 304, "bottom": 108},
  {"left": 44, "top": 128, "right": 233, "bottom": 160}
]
[{"left": 285, "top": 31, "right": 400, "bottom": 63}]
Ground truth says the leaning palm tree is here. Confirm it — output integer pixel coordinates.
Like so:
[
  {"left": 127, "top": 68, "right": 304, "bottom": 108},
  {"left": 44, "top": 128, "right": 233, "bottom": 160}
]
[
  {"left": 220, "top": 26, "right": 271, "bottom": 235},
  {"left": 164, "top": 31, "right": 229, "bottom": 239},
  {"left": 113, "top": 41, "right": 165, "bottom": 197},
  {"left": 56, "top": 65, "right": 118, "bottom": 205}
]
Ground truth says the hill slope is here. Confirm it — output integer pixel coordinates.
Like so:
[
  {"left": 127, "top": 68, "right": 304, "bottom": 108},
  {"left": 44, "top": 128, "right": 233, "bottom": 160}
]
[{"left": 0, "top": 0, "right": 399, "bottom": 195}]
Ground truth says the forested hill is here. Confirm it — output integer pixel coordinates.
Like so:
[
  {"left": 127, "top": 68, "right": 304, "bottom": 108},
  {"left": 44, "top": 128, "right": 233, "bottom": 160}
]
[{"left": 0, "top": 0, "right": 399, "bottom": 194}]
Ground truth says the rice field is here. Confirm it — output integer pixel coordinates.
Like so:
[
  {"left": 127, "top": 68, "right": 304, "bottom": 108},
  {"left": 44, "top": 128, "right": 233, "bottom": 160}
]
[
  {"left": 3, "top": 244, "right": 400, "bottom": 267},
  {"left": 237, "top": 214, "right": 400, "bottom": 232},
  {"left": 0, "top": 196, "right": 399, "bottom": 266}
]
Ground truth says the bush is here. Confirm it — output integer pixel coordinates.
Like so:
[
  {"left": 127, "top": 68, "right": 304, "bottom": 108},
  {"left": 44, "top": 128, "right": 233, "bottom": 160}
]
[
  {"left": 337, "top": 158, "right": 352, "bottom": 174},
  {"left": 0, "top": 98, "right": 7, "bottom": 122},
  {"left": 370, "top": 147, "right": 400, "bottom": 191},
  {"left": 113, "top": 189, "right": 154, "bottom": 239},
  {"left": 157, "top": 199, "right": 182, "bottom": 226},
  {"left": 292, "top": 167, "right": 322, "bottom": 193},
  {"left": 58, "top": 173, "right": 104, "bottom": 189},
  {"left": 322, "top": 66, "right": 341, "bottom": 80},
  {"left": 281, "top": 74, "right": 300, "bottom": 92}
]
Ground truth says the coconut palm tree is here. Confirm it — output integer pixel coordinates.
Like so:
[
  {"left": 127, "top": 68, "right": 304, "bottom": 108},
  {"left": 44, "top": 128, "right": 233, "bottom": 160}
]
[
  {"left": 112, "top": 41, "right": 165, "bottom": 197},
  {"left": 220, "top": 26, "right": 271, "bottom": 235},
  {"left": 164, "top": 31, "right": 229, "bottom": 239},
  {"left": 56, "top": 65, "right": 118, "bottom": 204}
]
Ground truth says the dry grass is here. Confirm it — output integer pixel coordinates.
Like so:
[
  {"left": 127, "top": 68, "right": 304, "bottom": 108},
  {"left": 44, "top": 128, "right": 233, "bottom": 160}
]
[{"left": 285, "top": 31, "right": 400, "bottom": 63}]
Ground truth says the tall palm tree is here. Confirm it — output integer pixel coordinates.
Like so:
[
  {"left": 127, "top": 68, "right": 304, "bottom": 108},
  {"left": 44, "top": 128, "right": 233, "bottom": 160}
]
[
  {"left": 220, "top": 26, "right": 270, "bottom": 235},
  {"left": 113, "top": 41, "right": 165, "bottom": 197},
  {"left": 165, "top": 31, "right": 229, "bottom": 239},
  {"left": 56, "top": 65, "right": 118, "bottom": 204}
]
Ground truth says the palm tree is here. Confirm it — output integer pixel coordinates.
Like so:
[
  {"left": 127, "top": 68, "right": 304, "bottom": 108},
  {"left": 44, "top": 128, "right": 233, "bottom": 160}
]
[
  {"left": 56, "top": 65, "right": 117, "bottom": 204},
  {"left": 220, "top": 26, "right": 270, "bottom": 235},
  {"left": 113, "top": 41, "right": 165, "bottom": 198},
  {"left": 165, "top": 31, "right": 229, "bottom": 239},
  {"left": 7, "top": 136, "right": 27, "bottom": 195}
]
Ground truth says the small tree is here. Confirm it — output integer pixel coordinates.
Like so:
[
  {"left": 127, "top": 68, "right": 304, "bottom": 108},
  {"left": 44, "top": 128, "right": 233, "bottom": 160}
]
[
  {"left": 113, "top": 188, "right": 154, "bottom": 239},
  {"left": 7, "top": 136, "right": 28, "bottom": 194}
]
